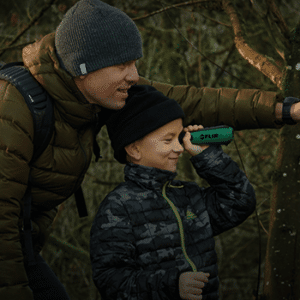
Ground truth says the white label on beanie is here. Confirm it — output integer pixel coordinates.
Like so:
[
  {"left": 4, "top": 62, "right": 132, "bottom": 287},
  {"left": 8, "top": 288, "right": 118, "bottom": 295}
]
[{"left": 80, "top": 63, "right": 87, "bottom": 75}]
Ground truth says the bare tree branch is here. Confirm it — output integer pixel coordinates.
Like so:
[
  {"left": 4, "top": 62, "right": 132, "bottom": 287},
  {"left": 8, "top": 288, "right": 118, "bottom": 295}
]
[
  {"left": 222, "top": 0, "right": 283, "bottom": 89},
  {"left": 158, "top": 0, "right": 260, "bottom": 89},
  {"left": 0, "top": 0, "right": 59, "bottom": 58},
  {"left": 266, "top": 0, "right": 291, "bottom": 50},
  {"left": 132, "top": 0, "right": 222, "bottom": 21}
]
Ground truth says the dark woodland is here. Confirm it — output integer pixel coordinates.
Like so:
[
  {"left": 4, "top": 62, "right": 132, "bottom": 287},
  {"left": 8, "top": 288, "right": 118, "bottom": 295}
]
[{"left": 1, "top": 0, "right": 300, "bottom": 299}]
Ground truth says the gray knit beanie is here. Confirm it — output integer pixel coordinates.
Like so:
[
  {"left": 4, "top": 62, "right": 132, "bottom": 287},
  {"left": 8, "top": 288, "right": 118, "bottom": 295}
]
[{"left": 55, "top": 0, "right": 143, "bottom": 77}]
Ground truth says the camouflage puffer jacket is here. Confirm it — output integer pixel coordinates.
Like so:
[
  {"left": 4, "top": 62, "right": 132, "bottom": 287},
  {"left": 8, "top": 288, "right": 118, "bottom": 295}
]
[{"left": 90, "top": 145, "right": 256, "bottom": 300}]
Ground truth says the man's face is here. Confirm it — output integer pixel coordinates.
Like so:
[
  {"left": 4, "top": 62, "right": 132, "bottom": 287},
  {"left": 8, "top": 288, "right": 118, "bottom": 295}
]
[
  {"left": 133, "top": 118, "right": 184, "bottom": 173},
  {"left": 74, "top": 60, "right": 139, "bottom": 110}
]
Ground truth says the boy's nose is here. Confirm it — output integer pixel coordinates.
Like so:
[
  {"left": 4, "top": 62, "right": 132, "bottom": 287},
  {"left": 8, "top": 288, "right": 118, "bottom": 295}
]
[{"left": 173, "top": 140, "right": 184, "bottom": 153}]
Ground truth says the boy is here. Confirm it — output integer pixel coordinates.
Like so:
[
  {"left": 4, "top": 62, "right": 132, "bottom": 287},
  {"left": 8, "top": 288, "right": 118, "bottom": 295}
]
[{"left": 90, "top": 85, "right": 256, "bottom": 300}]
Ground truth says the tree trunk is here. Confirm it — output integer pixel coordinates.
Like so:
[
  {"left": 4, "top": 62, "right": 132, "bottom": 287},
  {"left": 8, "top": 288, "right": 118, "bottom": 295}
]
[{"left": 263, "top": 21, "right": 300, "bottom": 299}]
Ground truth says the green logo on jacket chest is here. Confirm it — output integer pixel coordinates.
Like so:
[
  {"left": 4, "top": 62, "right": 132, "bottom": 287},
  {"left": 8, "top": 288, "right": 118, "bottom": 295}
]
[{"left": 186, "top": 210, "right": 197, "bottom": 220}]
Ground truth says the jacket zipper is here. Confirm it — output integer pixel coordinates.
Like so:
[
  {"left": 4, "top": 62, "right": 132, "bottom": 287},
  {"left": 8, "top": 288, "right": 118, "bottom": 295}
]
[{"left": 162, "top": 181, "right": 197, "bottom": 272}]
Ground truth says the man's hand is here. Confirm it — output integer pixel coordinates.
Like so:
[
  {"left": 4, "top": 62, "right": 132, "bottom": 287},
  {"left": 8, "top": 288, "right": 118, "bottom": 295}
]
[
  {"left": 182, "top": 125, "right": 210, "bottom": 156},
  {"left": 275, "top": 102, "right": 300, "bottom": 123},
  {"left": 290, "top": 102, "right": 300, "bottom": 122}
]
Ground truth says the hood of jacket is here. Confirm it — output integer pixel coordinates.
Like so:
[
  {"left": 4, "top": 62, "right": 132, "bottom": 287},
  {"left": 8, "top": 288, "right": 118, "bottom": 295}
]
[{"left": 22, "top": 32, "right": 103, "bottom": 130}]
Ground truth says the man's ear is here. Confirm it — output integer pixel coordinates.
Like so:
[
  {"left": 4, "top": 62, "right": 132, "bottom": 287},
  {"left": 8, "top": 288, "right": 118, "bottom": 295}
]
[
  {"left": 125, "top": 142, "right": 141, "bottom": 162},
  {"left": 73, "top": 75, "right": 86, "bottom": 82}
]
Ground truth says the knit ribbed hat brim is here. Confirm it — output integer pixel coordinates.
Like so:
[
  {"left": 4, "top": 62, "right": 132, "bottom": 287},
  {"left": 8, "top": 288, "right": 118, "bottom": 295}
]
[
  {"left": 55, "top": 0, "right": 143, "bottom": 77},
  {"left": 106, "top": 85, "right": 185, "bottom": 164}
]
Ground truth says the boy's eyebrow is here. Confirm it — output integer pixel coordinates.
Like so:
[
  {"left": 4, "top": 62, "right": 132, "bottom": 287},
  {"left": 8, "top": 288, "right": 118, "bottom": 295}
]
[
  {"left": 162, "top": 133, "right": 176, "bottom": 137},
  {"left": 162, "top": 127, "right": 184, "bottom": 138}
]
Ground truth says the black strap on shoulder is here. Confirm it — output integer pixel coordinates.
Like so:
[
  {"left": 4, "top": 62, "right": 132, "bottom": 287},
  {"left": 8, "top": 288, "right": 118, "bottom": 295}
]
[
  {"left": 22, "top": 174, "right": 36, "bottom": 266},
  {"left": 74, "top": 186, "right": 88, "bottom": 217},
  {"left": 0, "top": 64, "right": 54, "bottom": 162}
]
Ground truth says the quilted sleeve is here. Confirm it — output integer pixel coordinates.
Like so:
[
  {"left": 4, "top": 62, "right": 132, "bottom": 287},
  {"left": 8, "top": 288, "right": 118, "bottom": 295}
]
[
  {"left": 189, "top": 145, "right": 256, "bottom": 236},
  {"left": 0, "top": 81, "right": 35, "bottom": 300},
  {"left": 90, "top": 195, "right": 182, "bottom": 300},
  {"left": 138, "top": 76, "right": 284, "bottom": 130}
]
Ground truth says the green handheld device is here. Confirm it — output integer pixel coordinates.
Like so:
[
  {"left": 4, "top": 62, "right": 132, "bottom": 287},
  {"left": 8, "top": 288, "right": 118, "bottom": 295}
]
[{"left": 178, "top": 125, "right": 234, "bottom": 146}]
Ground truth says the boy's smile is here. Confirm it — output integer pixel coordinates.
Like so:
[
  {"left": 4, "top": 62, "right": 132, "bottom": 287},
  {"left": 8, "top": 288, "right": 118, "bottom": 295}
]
[{"left": 125, "top": 118, "right": 184, "bottom": 172}]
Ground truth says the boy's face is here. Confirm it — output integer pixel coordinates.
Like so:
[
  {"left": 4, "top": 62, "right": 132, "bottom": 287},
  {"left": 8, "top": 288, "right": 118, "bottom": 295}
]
[
  {"left": 74, "top": 60, "right": 138, "bottom": 110},
  {"left": 131, "top": 118, "right": 184, "bottom": 172}
]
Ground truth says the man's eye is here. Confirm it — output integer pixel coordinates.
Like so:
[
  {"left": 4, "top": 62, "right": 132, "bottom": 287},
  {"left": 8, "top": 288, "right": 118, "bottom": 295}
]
[{"left": 165, "top": 139, "right": 172, "bottom": 142}]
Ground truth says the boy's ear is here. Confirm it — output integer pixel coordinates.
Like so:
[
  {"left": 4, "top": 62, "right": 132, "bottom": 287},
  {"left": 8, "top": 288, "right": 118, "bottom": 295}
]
[{"left": 125, "top": 142, "right": 141, "bottom": 161}]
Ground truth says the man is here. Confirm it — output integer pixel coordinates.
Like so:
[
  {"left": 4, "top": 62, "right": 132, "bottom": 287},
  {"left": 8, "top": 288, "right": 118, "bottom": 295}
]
[{"left": 0, "top": 0, "right": 298, "bottom": 299}]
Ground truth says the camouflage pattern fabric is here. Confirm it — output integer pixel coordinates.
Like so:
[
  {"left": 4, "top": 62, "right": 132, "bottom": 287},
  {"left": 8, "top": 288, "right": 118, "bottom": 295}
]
[{"left": 90, "top": 145, "right": 256, "bottom": 300}]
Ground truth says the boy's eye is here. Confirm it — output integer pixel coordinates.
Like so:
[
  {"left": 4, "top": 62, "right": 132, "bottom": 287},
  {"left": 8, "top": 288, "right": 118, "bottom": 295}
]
[
  {"left": 118, "top": 63, "right": 127, "bottom": 68},
  {"left": 165, "top": 139, "right": 172, "bottom": 142}
]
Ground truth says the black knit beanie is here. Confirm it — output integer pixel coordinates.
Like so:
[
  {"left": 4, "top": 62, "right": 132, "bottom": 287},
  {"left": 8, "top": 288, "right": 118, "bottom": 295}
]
[
  {"left": 106, "top": 85, "right": 185, "bottom": 164},
  {"left": 55, "top": 0, "right": 143, "bottom": 77}
]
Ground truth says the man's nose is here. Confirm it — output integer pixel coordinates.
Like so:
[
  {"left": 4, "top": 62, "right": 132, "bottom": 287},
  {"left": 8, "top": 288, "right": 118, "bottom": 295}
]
[{"left": 125, "top": 62, "right": 139, "bottom": 83}]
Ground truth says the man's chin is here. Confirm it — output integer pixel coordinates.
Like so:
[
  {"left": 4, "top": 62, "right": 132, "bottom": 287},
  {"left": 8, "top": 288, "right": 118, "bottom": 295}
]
[
  {"left": 103, "top": 99, "right": 126, "bottom": 110},
  {"left": 113, "top": 101, "right": 126, "bottom": 110}
]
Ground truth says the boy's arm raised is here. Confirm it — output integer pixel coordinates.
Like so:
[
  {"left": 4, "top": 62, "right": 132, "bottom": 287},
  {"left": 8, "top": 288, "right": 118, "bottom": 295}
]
[
  {"left": 188, "top": 145, "right": 256, "bottom": 236},
  {"left": 90, "top": 196, "right": 182, "bottom": 300}
]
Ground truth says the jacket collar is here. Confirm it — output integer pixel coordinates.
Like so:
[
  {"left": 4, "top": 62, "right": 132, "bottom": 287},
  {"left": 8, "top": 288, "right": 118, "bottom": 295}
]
[{"left": 124, "top": 163, "right": 177, "bottom": 191}]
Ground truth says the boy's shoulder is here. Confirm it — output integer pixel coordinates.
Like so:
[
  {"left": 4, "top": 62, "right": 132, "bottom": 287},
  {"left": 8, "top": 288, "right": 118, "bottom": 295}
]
[
  {"left": 99, "top": 180, "right": 146, "bottom": 208},
  {"left": 99, "top": 178, "right": 200, "bottom": 211}
]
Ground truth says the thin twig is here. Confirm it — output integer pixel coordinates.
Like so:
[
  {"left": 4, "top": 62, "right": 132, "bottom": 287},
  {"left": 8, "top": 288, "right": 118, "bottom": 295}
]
[
  {"left": 0, "top": 41, "right": 35, "bottom": 51},
  {"left": 211, "top": 43, "right": 236, "bottom": 87},
  {"left": 198, "top": 12, "right": 231, "bottom": 28},
  {"left": 48, "top": 234, "right": 90, "bottom": 263},
  {"left": 259, "top": 219, "right": 269, "bottom": 235},
  {"left": 266, "top": 0, "right": 291, "bottom": 50},
  {"left": 0, "top": 0, "right": 58, "bottom": 58},
  {"left": 132, "top": 0, "right": 222, "bottom": 21},
  {"left": 249, "top": 209, "right": 270, "bottom": 219}
]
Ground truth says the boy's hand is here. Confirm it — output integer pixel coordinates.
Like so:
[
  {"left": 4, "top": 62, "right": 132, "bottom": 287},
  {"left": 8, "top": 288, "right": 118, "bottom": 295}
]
[
  {"left": 179, "top": 271, "right": 210, "bottom": 300},
  {"left": 182, "top": 125, "right": 210, "bottom": 156}
]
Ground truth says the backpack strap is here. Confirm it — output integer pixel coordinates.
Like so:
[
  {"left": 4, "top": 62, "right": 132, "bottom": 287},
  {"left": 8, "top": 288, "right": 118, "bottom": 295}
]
[
  {"left": 0, "top": 64, "right": 54, "bottom": 162},
  {"left": 0, "top": 64, "right": 87, "bottom": 266}
]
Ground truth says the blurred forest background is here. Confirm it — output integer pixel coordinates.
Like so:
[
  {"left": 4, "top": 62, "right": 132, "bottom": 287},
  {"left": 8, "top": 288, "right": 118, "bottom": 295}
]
[{"left": 1, "top": 0, "right": 300, "bottom": 299}]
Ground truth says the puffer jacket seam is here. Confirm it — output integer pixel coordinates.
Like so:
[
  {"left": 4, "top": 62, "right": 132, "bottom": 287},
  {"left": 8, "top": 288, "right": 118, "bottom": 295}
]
[
  {"left": 31, "top": 167, "right": 79, "bottom": 178},
  {"left": 0, "top": 115, "right": 32, "bottom": 136},
  {"left": 50, "top": 144, "right": 80, "bottom": 150},
  {"left": 1, "top": 83, "right": 34, "bottom": 136},
  {"left": 0, "top": 147, "right": 29, "bottom": 163}
]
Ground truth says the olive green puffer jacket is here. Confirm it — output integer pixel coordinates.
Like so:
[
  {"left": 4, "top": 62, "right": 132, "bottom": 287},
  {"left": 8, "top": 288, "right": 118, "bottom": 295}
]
[{"left": 0, "top": 32, "right": 284, "bottom": 300}]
